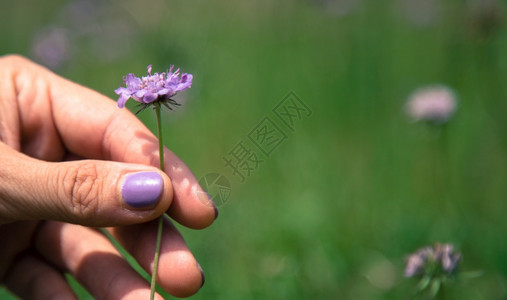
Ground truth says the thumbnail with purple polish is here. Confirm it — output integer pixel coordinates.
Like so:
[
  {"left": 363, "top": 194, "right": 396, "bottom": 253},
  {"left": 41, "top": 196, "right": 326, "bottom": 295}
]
[{"left": 122, "top": 172, "right": 163, "bottom": 208}]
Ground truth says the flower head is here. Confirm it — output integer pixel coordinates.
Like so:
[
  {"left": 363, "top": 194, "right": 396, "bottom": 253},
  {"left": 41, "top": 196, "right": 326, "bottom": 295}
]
[
  {"left": 115, "top": 64, "right": 193, "bottom": 109},
  {"left": 405, "top": 85, "right": 457, "bottom": 124},
  {"left": 405, "top": 243, "right": 482, "bottom": 298},
  {"left": 405, "top": 243, "right": 461, "bottom": 278},
  {"left": 405, "top": 246, "right": 433, "bottom": 277}
]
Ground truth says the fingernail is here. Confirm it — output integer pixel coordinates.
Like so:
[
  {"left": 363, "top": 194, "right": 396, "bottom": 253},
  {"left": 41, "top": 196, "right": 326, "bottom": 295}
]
[
  {"left": 205, "top": 192, "right": 219, "bottom": 220},
  {"left": 122, "top": 172, "right": 163, "bottom": 208},
  {"left": 197, "top": 262, "right": 205, "bottom": 288},
  {"left": 212, "top": 200, "right": 219, "bottom": 220},
  {"left": 194, "top": 190, "right": 219, "bottom": 220},
  {"left": 200, "top": 270, "right": 206, "bottom": 288}
]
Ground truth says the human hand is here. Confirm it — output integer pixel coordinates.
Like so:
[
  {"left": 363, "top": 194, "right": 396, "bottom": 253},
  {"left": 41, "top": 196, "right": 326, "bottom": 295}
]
[{"left": 0, "top": 55, "right": 217, "bottom": 299}]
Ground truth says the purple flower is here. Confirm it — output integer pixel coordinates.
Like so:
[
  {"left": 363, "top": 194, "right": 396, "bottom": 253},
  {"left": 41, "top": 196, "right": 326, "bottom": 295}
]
[
  {"left": 436, "top": 243, "right": 461, "bottom": 274},
  {"left": 31, "top": 26, "right": 72, "bottom": 69},
  {"left": 115, "top": 65, "right": 193, "bottom": 109},
  {"left": 405, "top": 243, "right": 461, "bottom": 278},
  {"left": 405, "top": 246, "right": 433, "bottom": 277}
]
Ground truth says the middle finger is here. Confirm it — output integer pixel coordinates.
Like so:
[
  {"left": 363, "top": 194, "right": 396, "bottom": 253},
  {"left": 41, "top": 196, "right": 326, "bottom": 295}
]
[
  {"left": 108, "top": 216, "right": 205, "bottom": 298},
  {"left": 35, "top": 221, "right": 163, "bottom": 300}
]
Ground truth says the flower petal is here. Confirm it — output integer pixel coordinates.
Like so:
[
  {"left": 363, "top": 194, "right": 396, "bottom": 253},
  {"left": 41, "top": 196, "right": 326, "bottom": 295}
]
[
  {"left": 117, "top": 94, "right": 130, "bottom": 108},
  {"left": 157, "top": 88, "right": 169, "bottom": 95},
  {"left": 135, "top": 89, "right": 146, "bottom": 98},
  {"left": 142, "top": 91, "right": 157, "bottom": 103},
  {"left": 166, "top": 73, "right": 179, "bottom": 85},
  {"left": 114, "top": 87, "right": 129, "bottom": 96},
  {"left": 124, "top": 73, "right": 141, "bottom": 88},
  {"left": 174, "top": 73, "right": 193, "bottom": 92}
]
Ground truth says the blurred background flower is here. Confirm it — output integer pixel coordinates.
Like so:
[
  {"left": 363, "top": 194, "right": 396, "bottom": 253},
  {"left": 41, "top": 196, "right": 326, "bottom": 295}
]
[
  {"left": 30, "top": 26, "right": 72, "bottom": 69},
  {"left": 405, "top": 85, "right": 457, "bottom": 124},
  {"left": 405, "top": 243, "right": 461, "bottom": 278},
  {"left": 29, "top": 0, "right": 138, "bottom": 70},
  {"left": 405, "top": 243, "right": 482, "bottom": 299}
]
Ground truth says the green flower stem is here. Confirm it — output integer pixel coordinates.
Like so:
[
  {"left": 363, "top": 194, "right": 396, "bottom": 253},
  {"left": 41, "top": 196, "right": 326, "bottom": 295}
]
[
  {"left": 155, "top": 102, "right": 165, "bottom": 173},
  {"left": 150, "top": 102, "right": 165, "bottom": 300}
]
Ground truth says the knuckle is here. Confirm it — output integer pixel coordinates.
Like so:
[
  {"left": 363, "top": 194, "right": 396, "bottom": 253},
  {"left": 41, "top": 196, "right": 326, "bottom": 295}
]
[{"left": 58, "top": 163, "right": 102, "bottom": 219}]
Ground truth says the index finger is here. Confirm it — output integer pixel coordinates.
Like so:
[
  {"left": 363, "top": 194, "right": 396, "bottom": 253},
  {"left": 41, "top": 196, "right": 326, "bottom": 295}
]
[{"left": 9, "top": 55, "right": 217, "bottom": 229}]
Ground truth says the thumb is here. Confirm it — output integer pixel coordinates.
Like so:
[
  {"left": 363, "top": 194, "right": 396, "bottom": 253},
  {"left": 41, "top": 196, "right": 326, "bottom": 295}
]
[{"left": 0, "top": 143, "right": 172, "bottom": 226}]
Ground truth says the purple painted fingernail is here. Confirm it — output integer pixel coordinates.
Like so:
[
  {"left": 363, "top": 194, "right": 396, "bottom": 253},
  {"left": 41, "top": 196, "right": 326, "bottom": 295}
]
[{"left": 122, "top": 172, "right": 163, "bottom": 208}]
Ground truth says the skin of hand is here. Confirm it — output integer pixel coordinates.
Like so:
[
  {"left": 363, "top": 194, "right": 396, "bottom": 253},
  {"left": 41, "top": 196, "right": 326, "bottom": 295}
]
[{"left": 0, "top": 55, "right": 217, "bottom": 299}]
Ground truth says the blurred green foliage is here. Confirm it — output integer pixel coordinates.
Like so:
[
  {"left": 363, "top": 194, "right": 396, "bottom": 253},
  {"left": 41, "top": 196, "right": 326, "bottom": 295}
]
[{"left": 1, "top": 0, "right": 507, "bottom": 299}]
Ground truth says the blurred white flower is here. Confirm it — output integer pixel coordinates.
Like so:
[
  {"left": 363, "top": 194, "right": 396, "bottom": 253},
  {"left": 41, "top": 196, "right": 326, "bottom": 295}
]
[{"left": 405, "top": 85, "right": 458, "bottom": 124}]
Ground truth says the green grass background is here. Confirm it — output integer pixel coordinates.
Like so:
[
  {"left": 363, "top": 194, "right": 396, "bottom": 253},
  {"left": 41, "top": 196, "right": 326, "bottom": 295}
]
[{"left": 1, "top": 0, "right": 507, "bottom": 299}]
